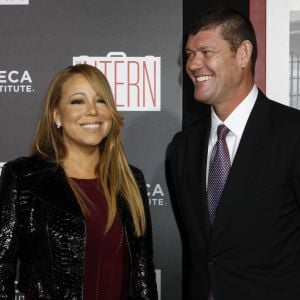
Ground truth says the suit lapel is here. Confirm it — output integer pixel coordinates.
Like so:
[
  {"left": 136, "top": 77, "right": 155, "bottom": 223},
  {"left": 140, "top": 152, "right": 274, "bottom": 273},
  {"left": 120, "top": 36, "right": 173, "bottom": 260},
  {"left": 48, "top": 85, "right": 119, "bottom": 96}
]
[
  {"left": 186, "top": 116, "right": 211, "bottom": 240},
  {"left": 210, "top": 92, "right": 271, "bottom": 247}
]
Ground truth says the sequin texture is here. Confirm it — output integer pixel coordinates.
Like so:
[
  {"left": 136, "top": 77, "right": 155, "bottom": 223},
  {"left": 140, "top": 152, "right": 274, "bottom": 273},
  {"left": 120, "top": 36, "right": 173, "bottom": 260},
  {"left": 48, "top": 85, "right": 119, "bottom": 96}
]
[{"left": 0, "top": 156, "right": 157, "bottom": 299}]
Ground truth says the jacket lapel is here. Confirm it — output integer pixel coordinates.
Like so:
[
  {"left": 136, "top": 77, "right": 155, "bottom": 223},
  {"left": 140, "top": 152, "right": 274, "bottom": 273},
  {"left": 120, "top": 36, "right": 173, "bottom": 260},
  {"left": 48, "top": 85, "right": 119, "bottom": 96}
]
[
  {"left": 209, "top": 92, "right": 271, "bottom": 247},
  {"left": 25, "top": 161, "right": 84, "bottom": 218},
  {"left": 186, "top": 116, "right": 211, "bottom": 240}
]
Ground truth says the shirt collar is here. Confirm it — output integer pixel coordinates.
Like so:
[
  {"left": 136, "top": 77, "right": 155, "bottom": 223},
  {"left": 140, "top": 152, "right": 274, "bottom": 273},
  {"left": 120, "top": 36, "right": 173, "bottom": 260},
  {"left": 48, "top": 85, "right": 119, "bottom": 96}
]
[{"left": 210, "top": 84, "right": 258, "bottom": 138}]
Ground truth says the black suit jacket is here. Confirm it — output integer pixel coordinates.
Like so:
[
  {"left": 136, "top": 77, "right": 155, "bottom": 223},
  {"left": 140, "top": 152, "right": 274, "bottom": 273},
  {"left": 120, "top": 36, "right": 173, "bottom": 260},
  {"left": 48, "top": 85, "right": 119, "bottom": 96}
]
[{"left": 169, "top": 91, "right": 300, "bottom": 300}]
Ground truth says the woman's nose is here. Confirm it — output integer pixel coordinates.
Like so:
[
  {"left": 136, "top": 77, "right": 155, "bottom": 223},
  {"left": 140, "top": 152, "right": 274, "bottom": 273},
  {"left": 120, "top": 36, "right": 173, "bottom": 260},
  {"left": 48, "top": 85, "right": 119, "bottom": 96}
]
[{"left": 86, "top": 101, "right": 98, "bottom": 115}]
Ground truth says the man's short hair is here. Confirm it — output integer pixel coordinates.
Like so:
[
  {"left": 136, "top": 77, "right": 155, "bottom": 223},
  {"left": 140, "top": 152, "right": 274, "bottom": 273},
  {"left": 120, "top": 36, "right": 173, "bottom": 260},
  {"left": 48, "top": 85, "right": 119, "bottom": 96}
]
[{"left": 189, "top": 6, "right": 258, "bottom": 75}]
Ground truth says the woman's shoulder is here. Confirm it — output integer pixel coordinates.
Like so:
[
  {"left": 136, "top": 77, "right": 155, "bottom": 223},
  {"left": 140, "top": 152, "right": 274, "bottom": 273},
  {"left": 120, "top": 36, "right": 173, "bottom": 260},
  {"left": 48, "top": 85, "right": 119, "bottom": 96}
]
[
  {"left": 129, "top": 164, "right": 142, "bottom": 175},
  {"left": 2, "top": 156, "right": 56, "bottom": 178},
  {"left": 129, "top": 165, "right": 145, "bottom": 183}
]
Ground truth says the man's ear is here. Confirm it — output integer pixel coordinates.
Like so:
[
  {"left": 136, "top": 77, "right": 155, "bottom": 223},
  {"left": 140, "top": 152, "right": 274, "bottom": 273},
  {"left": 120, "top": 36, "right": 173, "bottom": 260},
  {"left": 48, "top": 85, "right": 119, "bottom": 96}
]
[{"left": 238, "top": 40, "right": 252, "bottom": 69}]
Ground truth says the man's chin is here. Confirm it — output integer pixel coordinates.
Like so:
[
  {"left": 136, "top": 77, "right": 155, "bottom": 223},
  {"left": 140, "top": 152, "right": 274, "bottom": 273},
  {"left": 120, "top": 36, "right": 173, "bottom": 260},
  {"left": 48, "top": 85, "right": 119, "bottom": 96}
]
[{"left": 193, "top": 93, "right": 211, "bottom": 105}]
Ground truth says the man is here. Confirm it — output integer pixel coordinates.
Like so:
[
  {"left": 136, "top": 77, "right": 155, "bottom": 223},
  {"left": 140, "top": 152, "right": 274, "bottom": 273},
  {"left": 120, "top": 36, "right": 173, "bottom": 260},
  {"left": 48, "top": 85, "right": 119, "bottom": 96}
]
[{"left": 169, "top": 6, "right": 300, "bottom": 300}]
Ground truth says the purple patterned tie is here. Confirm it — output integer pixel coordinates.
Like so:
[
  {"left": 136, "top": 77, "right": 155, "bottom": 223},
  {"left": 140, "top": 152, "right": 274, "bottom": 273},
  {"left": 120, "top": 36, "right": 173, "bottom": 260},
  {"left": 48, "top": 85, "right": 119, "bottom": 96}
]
[
  {"left": 207, "top": 124, "right": 231, "bottom": 300},
  {"left": 207, "top": 124, "right": 231, "bottom": 224}
]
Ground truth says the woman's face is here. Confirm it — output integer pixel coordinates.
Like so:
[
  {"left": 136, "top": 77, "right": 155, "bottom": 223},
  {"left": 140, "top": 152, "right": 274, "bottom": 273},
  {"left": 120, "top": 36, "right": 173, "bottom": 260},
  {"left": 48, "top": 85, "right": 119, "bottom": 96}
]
[{"left": 53, "top": 74, "right": 112, "bottom": 154}]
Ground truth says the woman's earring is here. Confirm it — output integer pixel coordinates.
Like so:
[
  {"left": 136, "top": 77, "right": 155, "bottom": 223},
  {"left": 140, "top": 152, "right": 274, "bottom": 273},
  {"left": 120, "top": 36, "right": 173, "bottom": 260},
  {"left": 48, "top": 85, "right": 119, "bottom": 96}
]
[{"left": 56, "top": 122, "right": 61, "bottom": 129}]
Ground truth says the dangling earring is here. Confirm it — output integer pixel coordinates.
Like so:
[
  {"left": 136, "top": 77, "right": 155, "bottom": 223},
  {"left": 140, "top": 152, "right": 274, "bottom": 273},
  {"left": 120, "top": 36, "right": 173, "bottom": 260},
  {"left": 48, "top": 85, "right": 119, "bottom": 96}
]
[{"left": 56, "top": 122, "right": 61, "bottom": 129}]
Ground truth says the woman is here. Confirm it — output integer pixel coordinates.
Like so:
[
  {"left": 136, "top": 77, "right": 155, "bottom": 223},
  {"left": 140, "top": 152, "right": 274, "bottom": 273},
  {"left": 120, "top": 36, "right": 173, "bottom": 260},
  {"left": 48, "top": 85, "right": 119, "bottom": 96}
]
[{"left": 0, "top": 64, "right": 158, "bottom": 299}]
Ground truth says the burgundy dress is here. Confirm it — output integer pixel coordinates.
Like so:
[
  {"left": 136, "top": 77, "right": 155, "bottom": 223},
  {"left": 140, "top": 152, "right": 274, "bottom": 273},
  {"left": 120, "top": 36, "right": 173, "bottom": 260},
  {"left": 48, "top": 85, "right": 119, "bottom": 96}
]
[{"left": 73, "top": 178, "right": 129, "bottom": 300}]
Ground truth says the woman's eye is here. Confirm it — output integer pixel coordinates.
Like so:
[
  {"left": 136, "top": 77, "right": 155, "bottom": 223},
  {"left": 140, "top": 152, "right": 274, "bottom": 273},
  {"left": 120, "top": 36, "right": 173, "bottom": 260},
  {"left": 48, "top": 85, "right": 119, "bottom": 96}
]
[
  {"left": 97, "top": 99, "right": 106, "bottom": 104},
  {"left": 70, "top": 99, "right": 84, "bottom": 104}
]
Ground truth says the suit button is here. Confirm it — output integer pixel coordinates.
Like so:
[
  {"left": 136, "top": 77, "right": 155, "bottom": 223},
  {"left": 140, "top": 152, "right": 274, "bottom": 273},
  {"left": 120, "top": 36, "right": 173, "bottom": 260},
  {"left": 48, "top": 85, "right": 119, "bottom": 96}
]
[{"left": 208, "top": 258, "right": 216, "bottom": 265}]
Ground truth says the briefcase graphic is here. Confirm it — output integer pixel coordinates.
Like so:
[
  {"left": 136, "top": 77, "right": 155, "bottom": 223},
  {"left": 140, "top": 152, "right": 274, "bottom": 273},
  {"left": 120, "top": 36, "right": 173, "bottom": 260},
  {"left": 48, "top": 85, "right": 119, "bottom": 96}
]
[{"left": 73, "top": 52, "right": 161, "bottom": 111}]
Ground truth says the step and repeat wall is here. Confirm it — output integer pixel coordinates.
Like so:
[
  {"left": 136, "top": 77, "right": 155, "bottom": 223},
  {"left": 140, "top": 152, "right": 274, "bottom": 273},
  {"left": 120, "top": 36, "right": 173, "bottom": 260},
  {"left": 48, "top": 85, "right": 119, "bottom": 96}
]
[{"left": 0, "top": 0, "right": 182, "bottom": 299}]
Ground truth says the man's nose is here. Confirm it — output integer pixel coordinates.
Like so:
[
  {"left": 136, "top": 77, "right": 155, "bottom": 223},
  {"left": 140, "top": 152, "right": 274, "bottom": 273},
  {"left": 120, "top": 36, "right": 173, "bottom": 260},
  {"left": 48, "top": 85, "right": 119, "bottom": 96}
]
[{"left": 186, "top": 54, "right": 203, "bottom": 72}]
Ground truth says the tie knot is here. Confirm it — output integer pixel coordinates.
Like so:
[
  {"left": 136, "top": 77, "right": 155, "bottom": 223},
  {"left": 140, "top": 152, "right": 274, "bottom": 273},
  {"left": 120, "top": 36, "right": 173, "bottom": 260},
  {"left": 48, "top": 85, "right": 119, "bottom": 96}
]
[{"left": 217, "top": 124, "right": 229, "bottom": 140}]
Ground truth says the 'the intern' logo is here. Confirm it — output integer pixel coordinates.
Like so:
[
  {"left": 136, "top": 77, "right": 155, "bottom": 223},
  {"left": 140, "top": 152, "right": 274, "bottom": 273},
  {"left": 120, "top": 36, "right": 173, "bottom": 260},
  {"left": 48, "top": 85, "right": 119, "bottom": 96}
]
[{"left": 73, "top": 52, "right": 161, "bottom": 111}]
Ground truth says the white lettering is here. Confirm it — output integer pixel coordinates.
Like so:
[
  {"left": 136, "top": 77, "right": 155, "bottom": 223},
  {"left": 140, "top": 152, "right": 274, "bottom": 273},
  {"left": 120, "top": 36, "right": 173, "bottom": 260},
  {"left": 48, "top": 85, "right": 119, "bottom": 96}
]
[
  {"left": 146, "top": 183, "right": 151, "bottom": 197},
  {"left": 148, "top": 198, "right": 165, "bottom": 206},
  {"left": 20, "top": 70, "right": 32, "bottom": 83},
  {"left": 146, "top": 183, "right": 166, "bottom": 206},
  {"left": 8, "top": 71, "right": 18, "bottom": 83},
  {"left": 152, "top": 184, "right": 164, "bottom": 197},
  {"left": 0, "top": 70, "right": 32, "bottom": 84},
  {"left": 0, "top": 71, "right": 6, "bottom": 83},
  {"left": 0, "top": 70, "right": 34, "bottom": 93}
]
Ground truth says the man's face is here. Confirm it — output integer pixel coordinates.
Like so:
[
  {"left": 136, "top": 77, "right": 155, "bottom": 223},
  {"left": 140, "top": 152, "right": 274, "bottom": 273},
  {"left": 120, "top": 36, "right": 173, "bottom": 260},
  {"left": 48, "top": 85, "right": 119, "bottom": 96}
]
[{"left": 185, "top": 26, "right": 245, "bottom": 108}]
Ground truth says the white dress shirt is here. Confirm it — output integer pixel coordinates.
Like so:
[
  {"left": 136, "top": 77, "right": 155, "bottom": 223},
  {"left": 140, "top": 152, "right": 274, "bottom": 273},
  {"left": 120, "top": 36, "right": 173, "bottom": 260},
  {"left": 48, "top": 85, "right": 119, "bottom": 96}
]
[{"left": 206, "top": 85, "right": 258, "bottom": 185}]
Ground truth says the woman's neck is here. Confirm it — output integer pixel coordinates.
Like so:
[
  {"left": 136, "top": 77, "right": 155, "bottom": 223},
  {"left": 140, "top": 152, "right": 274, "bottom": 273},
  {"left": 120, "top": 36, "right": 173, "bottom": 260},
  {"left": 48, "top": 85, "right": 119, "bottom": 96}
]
[{"left": 62, "top": 150, "right": 99, "bottom": 179}]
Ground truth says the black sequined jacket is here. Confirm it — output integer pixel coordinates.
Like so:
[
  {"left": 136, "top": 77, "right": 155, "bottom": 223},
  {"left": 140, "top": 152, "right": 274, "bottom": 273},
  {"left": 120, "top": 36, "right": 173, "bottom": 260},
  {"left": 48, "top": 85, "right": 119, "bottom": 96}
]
[{"left": 0, "top": 156, "right": 158, "bottom": 299}]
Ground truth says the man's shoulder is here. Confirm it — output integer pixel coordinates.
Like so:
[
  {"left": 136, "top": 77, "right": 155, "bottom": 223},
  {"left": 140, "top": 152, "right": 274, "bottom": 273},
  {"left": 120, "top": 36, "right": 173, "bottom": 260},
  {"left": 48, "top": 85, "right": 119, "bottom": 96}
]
[
  {"left": 172, "top": 117, "right": 208, "bottom": 143},
  {"left": 266, "top": 98, "right": 300, "bottom": 129},
  {"left": 270, "top": 99, "right": 300, "bottom": 115}
]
